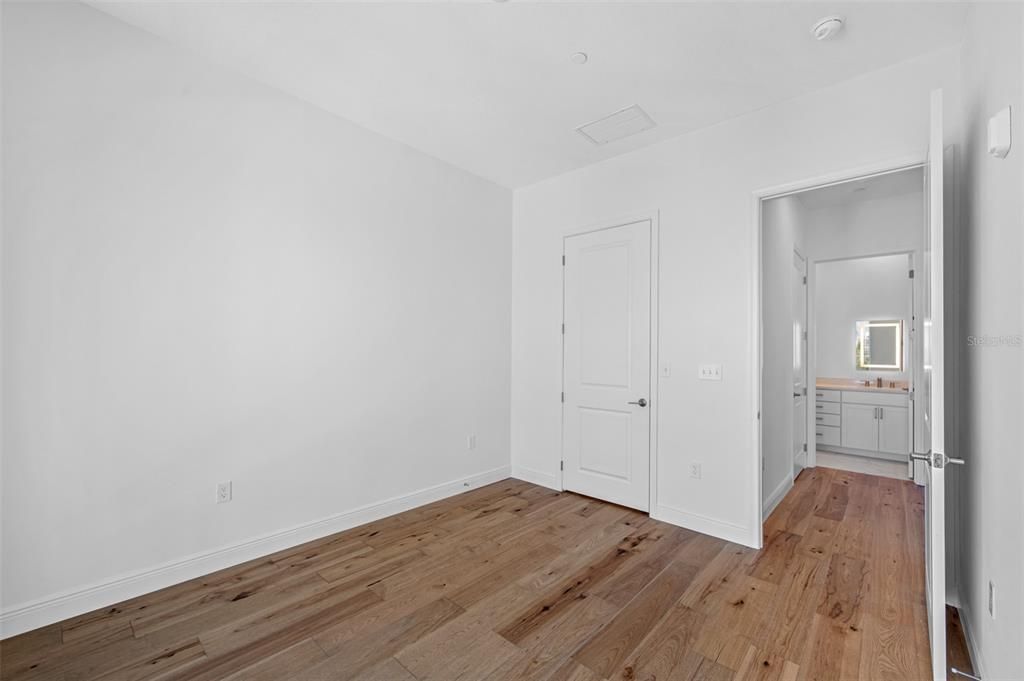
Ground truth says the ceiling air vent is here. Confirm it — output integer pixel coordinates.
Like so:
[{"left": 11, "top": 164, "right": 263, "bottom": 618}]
[{"left": 576, "top": 105, "right": 656, "bottom": 146}]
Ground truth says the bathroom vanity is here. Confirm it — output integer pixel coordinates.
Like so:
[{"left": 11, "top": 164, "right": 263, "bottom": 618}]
[{"left": 815, "top": 379, "right": 910, "bottom": 461}]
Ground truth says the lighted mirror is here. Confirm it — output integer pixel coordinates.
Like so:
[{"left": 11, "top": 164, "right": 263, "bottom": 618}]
[{"left": 855, "top": 320, "right": 903, "bottom": 370}]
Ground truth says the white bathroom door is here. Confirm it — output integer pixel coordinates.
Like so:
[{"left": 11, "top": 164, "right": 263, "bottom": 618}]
[
  {"left": 792, "top": 251, "right": 808, "bottom": 472},
  {"left": 914, "top": 88, "right": 953, "bottom": 681},
  {"left": 562, "top": 220, "right": 651, "bottom": 511}
]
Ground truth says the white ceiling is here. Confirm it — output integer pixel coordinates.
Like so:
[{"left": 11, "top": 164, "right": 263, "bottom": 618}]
[
  {"left": 89, "top": 1, "right": 967, "bottom": 188},
  {"left": 794, "top": 166, "right": 924, "bottom": 209}
]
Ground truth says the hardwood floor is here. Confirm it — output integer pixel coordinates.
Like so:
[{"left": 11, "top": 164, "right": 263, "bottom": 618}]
[{"left": 1, "top": 468, "right": 955, "bottom": 681}]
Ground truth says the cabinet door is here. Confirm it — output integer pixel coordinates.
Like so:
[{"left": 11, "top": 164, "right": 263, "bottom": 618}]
[
  {"left": 842, "top": 404, "right": 878, "bottom": 450},
  {"left": 878, "top": 406, "right": 910, "bottom": 454}
]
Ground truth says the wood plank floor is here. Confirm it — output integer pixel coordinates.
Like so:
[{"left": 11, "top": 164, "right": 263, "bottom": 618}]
[{"left": 1, "top": 467, "right": 956, "bottom": 681}]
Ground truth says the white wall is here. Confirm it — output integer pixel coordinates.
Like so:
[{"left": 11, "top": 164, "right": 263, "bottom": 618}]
[
  {"left": 1, "top": 1, "right": 512, "bottom": 633},
  {"left": 760, "top": 197, "right": 805, "bottom": 511},
  {"left": 803, "top": 189, "right": 922, "bottom": 262},
  {"left": 512, "top": 47, "right": 961, "bottom": 546},
  {"left": 956, "top": 4, "right": 1024, "bottom": 678},
  {"left": 814, "top": 254, "right": 912, "bottom": 381}
]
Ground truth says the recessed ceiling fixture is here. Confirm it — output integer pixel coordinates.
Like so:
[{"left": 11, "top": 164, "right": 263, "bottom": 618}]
[
  {"left": 576, "top": 105, "right": 656, "bottom": 146},
  {"left": 811, "top": 15, "right": 844, "bottom": 41},
  {"left": 570, "top": 52, "right": 588, "bottom": 65}
]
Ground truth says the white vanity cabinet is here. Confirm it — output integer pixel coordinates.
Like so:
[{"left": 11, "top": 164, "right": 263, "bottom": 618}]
[
  {"left": 877, "top": 405, "right": 910, "bottom": 454},
  {"left": 816, "top": 387, "right": 910, "bottom": 460},
  {"left": 840, "top": 403, "right": 880, "bottom": 451}
]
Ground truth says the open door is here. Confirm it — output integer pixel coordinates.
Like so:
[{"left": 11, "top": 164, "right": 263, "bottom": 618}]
[
  {"left": 792, "top": 251, "right": 808, "bottom": 473},
  {"left": 912, "top": 88, "right": 963, "bottom": 681}
]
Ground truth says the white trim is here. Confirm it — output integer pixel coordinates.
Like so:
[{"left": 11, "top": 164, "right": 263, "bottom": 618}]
[
  {"left": 0, "top": 465, "right": 511, "bottom": 639},
  {"left": 511, "top": 465, "right": 562, "bottom": 491},
  {"left": 559, "top": 210, "right": 660, "bottom": 514},
  {"left": 755, "top": 157, "right": 926, "bottom": 201},
  {"left": 957, "top": 601, "right": 987, "bottom": 680},
  {"left": 652, "top": 504, "right": 752, "bottom": 546},
  {"left": 762, "top": 476, "right": 793, "bottom": 520},
  {"left": 751, "top": 192, "right": 764, "bottom": 549},
  {"left": 752, "top": 154, "right": 927, "bottom": 549}
]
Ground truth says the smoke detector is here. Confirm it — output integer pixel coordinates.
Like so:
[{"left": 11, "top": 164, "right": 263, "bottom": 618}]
[{"left": 811, "top": 16, "right": 844, "bottom": 41}]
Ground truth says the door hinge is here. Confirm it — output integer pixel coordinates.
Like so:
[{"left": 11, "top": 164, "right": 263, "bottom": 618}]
[
  {"left": 802, "top": 275, "right": 807, "bottom": 285},
  {"left": 802, "top": 387, "right": 807, "bottom": 396},
  {"left": 803, "top": 443, "right": 808, "bottom": 452},
  {"left": 908, "top": 269, "right": 915, "bottom": 279},
  {"left": 562, "top": 255, "right": 566, "bottom": 266},
  {"left": 561, "top": 323, "right": 565, "bottom": 335},
  {"left": 802, "top": 330, "right": 808, "bottom": 341},
  {"left": 757, "top": 411, "right": 761, "bottom": 419},
  {"left": 560, "top": 460, "right": 564, "bottom": 471},
  {"left": 561, "top": 391, "right": 565, "bottom": 403}
]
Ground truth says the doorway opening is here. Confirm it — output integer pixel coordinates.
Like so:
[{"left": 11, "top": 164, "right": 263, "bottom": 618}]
[{"left": 759, "top": 165, "right": 926, "bottom": 519}]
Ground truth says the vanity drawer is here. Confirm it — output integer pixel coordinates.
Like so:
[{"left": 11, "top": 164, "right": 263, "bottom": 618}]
[
  {"left": 814, "top": 389, "right": 841, "bottom": 403},
  {"left": 815, "top": 425, "right": 841, "bottom": 446},
  {"left": 814, "top": 413, "right": 841, "bottom": 428},
  {"left": 815, "top": 401, "right": 841, "bottom": 415}
]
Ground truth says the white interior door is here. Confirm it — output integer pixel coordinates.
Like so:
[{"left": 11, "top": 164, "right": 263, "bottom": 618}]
[
  {"left": 914, "top": 87, "right": 951, "bottom": 681},
  {"left": 792, "top": 251, "right": 808, "bottom": 472},
  {"left": 562, "top": 220, "right": 651, "bottom": 511}
]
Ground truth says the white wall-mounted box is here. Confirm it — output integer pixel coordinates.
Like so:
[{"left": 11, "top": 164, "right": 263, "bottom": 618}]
[{"left": 988, "top": 106, "right": 1012, "bottom": 158}]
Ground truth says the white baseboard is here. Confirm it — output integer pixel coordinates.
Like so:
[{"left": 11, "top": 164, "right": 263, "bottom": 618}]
[
  {"left": 958, "top": 601, "right": 987, "bottom": 680},
  {"left": 511, "top": 464, "right": 561, "bottom": 491},
  {"left": 0, "top": 465, "right": 511, "bottom": 639},
  {"left": 652, "top": 503, "right": 756, "bottom": 548},
  {"left": 762, "top": 476, "right": 793, "bottom": 521}
]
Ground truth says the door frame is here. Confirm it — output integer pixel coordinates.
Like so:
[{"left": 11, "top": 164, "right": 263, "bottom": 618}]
[
  {"left": 752, "top": 156, "right": 925, "bottom": 541},
  {"left": 560, "top": 211, "right": 660, "bottom": 514},
  {"left": 806, "top": 249, "right": 919, "bottom": 467}
]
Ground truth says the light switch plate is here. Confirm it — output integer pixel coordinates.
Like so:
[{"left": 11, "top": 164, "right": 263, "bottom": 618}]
[{"left": 698, "top": 364, "right": 722, "bottom": 381}]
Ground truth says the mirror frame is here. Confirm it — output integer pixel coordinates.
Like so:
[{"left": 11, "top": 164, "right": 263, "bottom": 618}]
[{"left": 856, "top": 320, "right": 903, "bottom": 371}]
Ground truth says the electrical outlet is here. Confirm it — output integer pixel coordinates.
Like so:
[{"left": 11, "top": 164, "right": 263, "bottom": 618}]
[
  {"left": 988, "top": 580, "right": 996, "bottom": 618},
  {"left": 216, "top": 481, "right": 232, "bottom": 504},
  {"left": 698, "top": 364, "right": 723, "bottom": 381},
  {"left": 690, "top": 463, "right": 702, "bottom": 479},
  {"left": 467, "top": 434, "right": 476, "bottom": 450}
]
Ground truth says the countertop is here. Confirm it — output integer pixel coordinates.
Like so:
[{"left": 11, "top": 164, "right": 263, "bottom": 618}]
[{"left": 816, "top": 377, "right": 910, "bottom": 395}]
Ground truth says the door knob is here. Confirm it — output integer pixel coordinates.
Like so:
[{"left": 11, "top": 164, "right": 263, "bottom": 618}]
[
  {"left": 628, "top": 398, "right": 648, "bottom": 407},
  {"left": 911, "top": 451, "right": 966, "bottom": 468}
]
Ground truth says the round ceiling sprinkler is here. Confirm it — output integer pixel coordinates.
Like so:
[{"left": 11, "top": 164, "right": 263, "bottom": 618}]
[{"left": 811, "top": 16, "right": 844, "bottom": 41}]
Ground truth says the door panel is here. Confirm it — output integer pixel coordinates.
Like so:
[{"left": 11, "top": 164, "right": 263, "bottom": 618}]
[
  {"left": 563, "top": 220, "right": 651, "bottom": 511},
  {"left": 792, "top": 252, "right": 808, "bottom": 471},
  {"left": 841, "top": 404, "right": 878, "bottom": 451},
  {"left": 922, "top": 88, "right": 948, "bottom": 680}
]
